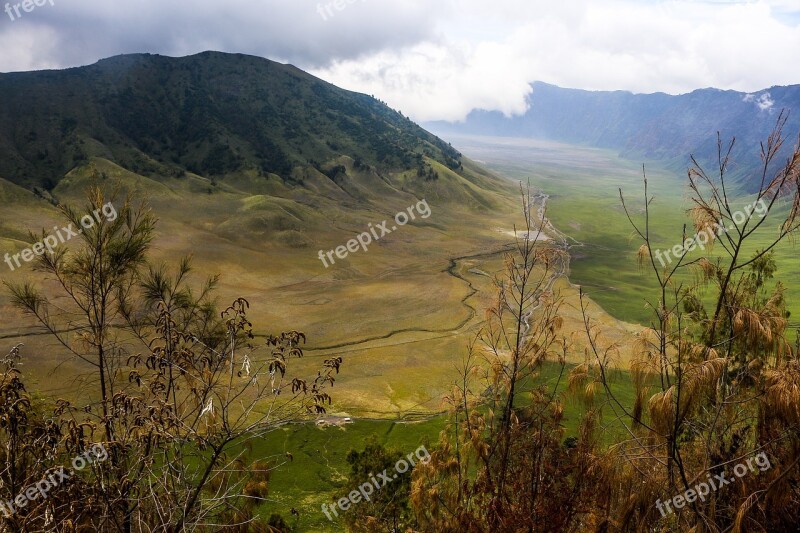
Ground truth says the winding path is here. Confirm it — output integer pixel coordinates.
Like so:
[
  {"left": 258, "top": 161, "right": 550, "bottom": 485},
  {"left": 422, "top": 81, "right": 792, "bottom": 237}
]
[
  {"left": 2, "top": 194, "right": 580, "bottom": 368},
  {"left": 303, "top": 192, "right": 577, "bottom": 357}
]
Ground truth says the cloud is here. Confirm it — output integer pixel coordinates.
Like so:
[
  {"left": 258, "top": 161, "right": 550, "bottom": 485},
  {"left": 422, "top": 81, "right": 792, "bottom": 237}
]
[
  {"left": 315, "top": 0, "right": 800, "bottom": 120},
  {"left": 312, "top": 41, "right": 535, "bottom": 122},
  {"left": 1, "top": 0, "right": 798, "bottom": 121},
  {"left": 0, "top": 0, "right": 438, "bottom": 71},
  {"left": 744, "top": 92, "right": 775, "bottom": 110}
]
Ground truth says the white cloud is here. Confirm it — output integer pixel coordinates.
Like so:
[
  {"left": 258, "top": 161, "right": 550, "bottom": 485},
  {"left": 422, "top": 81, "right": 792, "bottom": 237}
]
[
  {"left": 0, "top": 0, "right": 438, "bottom": 71},
  {"left": 1, "top": 0, "right": 798, "bottom": 122},
  {"left": 314, "top": 0, "right": 800, "bottom": 121},
  {"left": 0, "top": 24, "right": 62, "bottom": 72},
  {"left": 744, "top": 92, "right": 776, "bottom": 110}
]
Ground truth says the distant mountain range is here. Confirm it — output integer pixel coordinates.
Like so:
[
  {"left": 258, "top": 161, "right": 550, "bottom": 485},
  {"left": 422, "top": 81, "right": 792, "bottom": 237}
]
[{"left": 427, "top": 81, "right": 800, "bottom": 187}]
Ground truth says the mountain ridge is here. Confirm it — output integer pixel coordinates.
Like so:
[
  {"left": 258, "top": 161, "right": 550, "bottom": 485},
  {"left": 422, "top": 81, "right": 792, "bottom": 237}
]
[
  {"left": 427, "top": 81, "right": 800, "bottom": 185},
  {"left": 0, "top": 51, "right": 467, "bottom": 196}
]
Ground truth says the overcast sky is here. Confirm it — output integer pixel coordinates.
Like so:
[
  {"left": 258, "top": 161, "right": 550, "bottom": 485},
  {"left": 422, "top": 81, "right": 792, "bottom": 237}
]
[{"left": 1, "top": 0, "right": 798, "bottom": 121}]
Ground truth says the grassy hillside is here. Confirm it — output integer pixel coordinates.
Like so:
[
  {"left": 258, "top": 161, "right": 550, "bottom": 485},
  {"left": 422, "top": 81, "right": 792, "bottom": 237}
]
[{"left": 1, "top": 157, "right": 640, "bottom": 412}]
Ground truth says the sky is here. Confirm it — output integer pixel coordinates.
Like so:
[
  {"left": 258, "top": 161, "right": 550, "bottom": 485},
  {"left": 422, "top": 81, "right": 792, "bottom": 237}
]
[{"left": 1, "top": 0, "right": 799, "bottom": 121}]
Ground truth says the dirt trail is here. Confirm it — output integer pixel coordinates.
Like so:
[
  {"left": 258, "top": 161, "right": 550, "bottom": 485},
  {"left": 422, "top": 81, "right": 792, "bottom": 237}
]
[
  {"left": 2, "top": 195, "right": 579, "bottom": 362},
  {"left": 304, "top": 193, "right": 574, "bottom": 356}
]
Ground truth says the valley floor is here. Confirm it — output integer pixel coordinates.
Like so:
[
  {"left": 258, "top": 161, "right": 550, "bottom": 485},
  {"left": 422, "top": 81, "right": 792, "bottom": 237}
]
[
  {"left": 0, "top": 142, "right": 694, "bottom": 531},
  {"left": 0, "top": 151, "right": 644, "bottom": 417}
]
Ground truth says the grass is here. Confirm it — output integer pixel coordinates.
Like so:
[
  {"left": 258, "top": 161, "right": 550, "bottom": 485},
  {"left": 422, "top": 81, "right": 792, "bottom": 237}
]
[
  {"left": 249, "top": 418, "right": 446, "bottom": 532},
  {"left": 0, "top": 141, "right": 707, "bottom": 532},
  {"left": 2, "top": 153, "right": 641, "bottom": 414},
  {"left": 443, "top": 135, "right": 800, "bottom": 339},
  {"left": 250, "top": 360, "right": 639, "bottom": 532}
]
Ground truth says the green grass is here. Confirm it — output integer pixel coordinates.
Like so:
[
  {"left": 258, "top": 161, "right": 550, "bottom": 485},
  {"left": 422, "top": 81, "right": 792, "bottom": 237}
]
[
  {"left": 249, "top": 418, "right": 445, "bottom": 531},
  {"left": 249, "top": 360, "right": 639, "bottom": 532},
  {"left": 445, "top": 135, "right": 800, "bottom": 337},
  {"left": 523, "top": 361, "right": 641, "bottom": 444}
]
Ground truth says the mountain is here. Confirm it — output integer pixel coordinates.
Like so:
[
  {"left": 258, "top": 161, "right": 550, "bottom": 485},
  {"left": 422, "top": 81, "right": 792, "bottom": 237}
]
[
  {"left": 0, "top": 51, "right": 526, "bottom": 423},
  {"left": 427, "top": 81, "right": 800, "bottom": 185},
  {"left": 0, "top": 52, "right": 467, "bottom": 193},
  {"left": 0, "top": 51, "right": 520, "bottom": 285}
]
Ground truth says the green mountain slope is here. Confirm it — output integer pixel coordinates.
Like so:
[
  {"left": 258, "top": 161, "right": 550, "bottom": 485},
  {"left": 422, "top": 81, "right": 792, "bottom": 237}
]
[
  {"left": 0, "top": 51, "right": 466, "bottom": 194},
  {"left": 0, "top": 52, "right": 528, "bottom": 416}
]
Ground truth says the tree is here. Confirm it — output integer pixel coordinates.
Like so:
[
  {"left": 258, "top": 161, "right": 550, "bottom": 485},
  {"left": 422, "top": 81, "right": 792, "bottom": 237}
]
[
  {"left": 412, "top": 185, "right": 603, "bottom": 531},
  {"left": 3, "top": 186, "right": 343, "bottom": 531},
  {"left": 579, "top": 113, "right": 800, "bottom": 531},
  {"left": 336, "top": 437, "right": 415, "bottom": 532}
]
